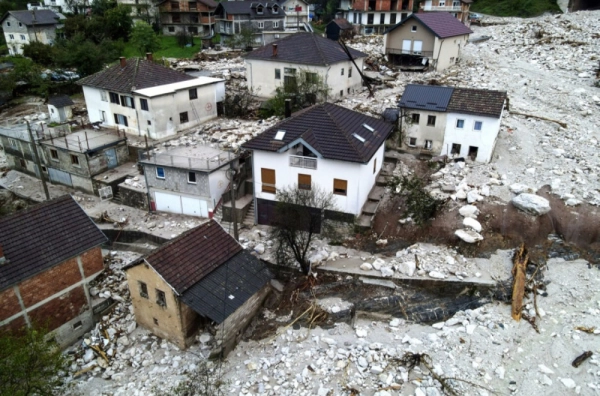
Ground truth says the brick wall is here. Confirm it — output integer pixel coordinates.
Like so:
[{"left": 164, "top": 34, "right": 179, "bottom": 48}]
[
  {"left": 28, "top": 286, "right": 87, "bottom": 330},
  {"left": 19, "top": 257, "right": 81, "bottom": 307},
  {"left": 0, "top": 287, "right": 21, "bottom": 319},
  {"left": 81, "top": 247, "right": 104, "bottom": 277}
]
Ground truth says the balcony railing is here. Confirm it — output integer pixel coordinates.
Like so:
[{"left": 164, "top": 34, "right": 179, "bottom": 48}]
[
  {"left": 422, "top": 5, "right": 462, "bottom": 11},
  {"left": 139, "top": 150, "right": 233, "bottom": 172},
  {"left": 385, "top": 48, "right": 434, "bottom": 57},
  {"left": 289, "top": 155, "right": 317, "bottom": 169}
]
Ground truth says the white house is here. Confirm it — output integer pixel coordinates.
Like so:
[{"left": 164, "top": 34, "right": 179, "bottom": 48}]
[
  {"left": 1, "top": 9, "right": 64, "bottom": 55},
  {"left": 244, "top": 33, "right": 367, "bottom": 99},
  {"left": 47, "top": 94, "right": 73, "bottom": 123},
  {"left": 241, "top": 103, "right": 394, "bottom": 224},
  {"left": 399, "top": 84, "right": 507, "bottom": 162},
  {"left": 280, "top": 0, "right": 310, "bottom": 30},
  {"left": 77, "top": 55, "right": 225, "bottom": 140}
]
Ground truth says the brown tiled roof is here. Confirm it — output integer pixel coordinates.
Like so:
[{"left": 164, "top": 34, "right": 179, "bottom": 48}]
[
  {"left": 140, "top": 220, "right": 242, "bottom": 294},
  {"left": 77, "top": 58, "right": 195, "bottom": 93},
  {"left": 385, "top": 12, "right": 472, "bottom": 38},
  {"left": 330, "top": 18, "right": 353, "bottom": 30},
  {"left": 447, "top": 87, "right": 507, "bottom": 118},
  {"left": 0, "top": 195, "right": 107, "bottom": 291},
  {"left": 245, "top": 33, "right": 367, "bottom": 66},
  {"left": 242, "top": 103, "right": 394, "bottom": 163}
]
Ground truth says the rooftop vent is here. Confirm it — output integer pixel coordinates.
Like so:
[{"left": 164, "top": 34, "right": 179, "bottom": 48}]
[
  {"left": 352, "top": 133, "right": 366, "bottom": 143},
  {"left": 274, "top": 130, "right": 286, "bottom": 140}
]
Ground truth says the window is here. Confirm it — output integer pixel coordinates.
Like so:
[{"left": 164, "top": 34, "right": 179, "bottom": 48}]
[
  {"left": 411, "top": 25, "right": 417, "bottom": 32},
  {"left": 373, "top": 158, "right": 377, "bottom": 174},
  {"left": 348, "top": 67, "right": 352, "bottom": 78},
  {"left": 41, "top": 166, "right": 47, "bottom": 173},
  {"left": 298, "top": 173, "right": 311, "bottom": 190},
  {"left": 170, "top": 1, "right": 179, "bottom": 10},
  {"left": 8, "top": 34, "right": 14, "bottom": 39},
  {"left": 8, "top": 138, "right": 17, "bottom": 148},
  {"left": 341, "top": 68, "right": 344, "bottom": 76},
  {"left": 188, "top": 88, "right": 198, "bottom": 100},
  {"left": 451, "top": 143, "right": 461, "bottom": 155},
  {"left": 72, "top": 321, "right": 82, "bottom": 330},
  {"left": 180, "top": 112, "right": 189, "bottom": 123},
  {"left": 50, "top": 148, "right": 59, "bottom": 160},
  {"left": 139, "top": 281, "right": 149, "bottom": 298},
  {"left": 172, "top": 14, "right": 181, "bottom": 23},
  {"left": 114, "top": 113, "right": 128, "bottom": 126},
  {"left": 100, "top": 91, "right": 108, "bottom": 102},
  {"left": 408, "top": 137, "right": 417, "bottom": 147},
  {"left": 411, "top": 113, "right": 420, "bottom": 123},
  {"left": 306, "top": 72, "right": 318, "bottom": 84},
  {"left": 156, "top": 167, "right": 165, "bottom": 179},
  {"left": 257, "top": 5, "right": 263, "bottom": 14},
  {"left": 261, "top": 168, "right": 276, "bottom": 193},
  {"left": 427, "top": 115, "right": 436, "bottom": 126},
  {"left": 70, "top": 154, "right": 80, "bottom": 166},
  {"left": 333, "top": 179, "right": 347, "bottom": 196},
  {"left": 20, "top": 34, "right": 25, "bottom": 40},
  {"left": 109, "top": 92, "right": 120, "bottom": 104},
  {"left": 439, "top": 0, "right": 445, "bottom": 6},
  {"left": 340, "top": 90, "right": 343, "bottom": 97},
  {"left": 474, "top": 121, "right": 483, "bottom": 131},
  {"left": 156, "top": 289, "right": 167, "bottom": 307},
  {"left": 424, "top": 140, "right": 432, "bottom": 150},
  {"left": 456, "top": 119, "right": 464, "bottom": 128},
  {"left": 284, "top": 68, "right": 296, "bottom": 74},
  {"left": 18, "top": 22, "right": 22, "bottom": 26},
  {"left": 6, "top": 22, "right": 9, "bottom": 26},
  {"left": 272, "top": 4, "right": 279, "bottom": 13},
  {"left": 147, "top": 120, "right": 151, "bottom": 125},
  {"left": 120, "top": 95, "right": 134, "bottom": 108},
  {"left": 275, "top": 68, "right": 281, "bottom": 79},
  {"left": 390, "top": 13, "right": 397, "bottom": 24},
  {"left": 380, "top": 14, "right": 385, "bottom": 24},
  {"left": 19, "top": 159, "right": 26, "bottom": 167},
  {"left": 258, "top": 21, "right": 264, "bottom": 29},
  {"left": 140, "top": 98, "right": 149, "bottom": 111},
  {"left": 100, "top": 110, "right": 106, "bottom": 122},
  {"left": 273, "top": 21, "right": 279, "bottom": 28},
  {"left": 189, "top": 1, "right": 197, "bottom": 9},
  {"left": 188, "top": 171, "right": 196, "bottom": 184},
  {"left": 168, "top": 26, "right": 175, "bottom": 32}
]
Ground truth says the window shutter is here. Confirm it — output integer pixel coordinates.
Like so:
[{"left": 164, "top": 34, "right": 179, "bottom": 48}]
[
  {"left": 298, "top": 174, "right": 311, "bottom": 189},
  {"left": 261, "top": 168, "right": 276, "bottom": 193}
]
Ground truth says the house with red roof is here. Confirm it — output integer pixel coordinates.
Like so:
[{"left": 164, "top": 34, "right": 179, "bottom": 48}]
[{"left": 383, "top": 12, "right": 472, "bottom": 71}]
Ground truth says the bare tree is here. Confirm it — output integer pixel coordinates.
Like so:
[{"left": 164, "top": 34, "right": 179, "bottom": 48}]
[{"left": 270, "top": 184, "right": 339, "bottom": 275}]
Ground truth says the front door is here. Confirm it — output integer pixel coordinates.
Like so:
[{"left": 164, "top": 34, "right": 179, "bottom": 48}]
[{"left": 105, "top": 148, "right": 118, "bottom": 169}]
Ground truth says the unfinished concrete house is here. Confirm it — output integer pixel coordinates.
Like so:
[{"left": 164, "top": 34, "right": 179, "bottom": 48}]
[
  {"left": 0, "top": 195, "right": 108, "bottom": 346},
  {"left": 139, "top": 143, "right": 238, "bottom": 217},
  {"left": 124, "top": 220, "right": 272, "bottom": 353}
]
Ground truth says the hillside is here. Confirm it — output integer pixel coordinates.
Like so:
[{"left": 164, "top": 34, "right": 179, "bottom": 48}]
[{"left": 470, "top": 0, "right": 562, "bottom": 17}]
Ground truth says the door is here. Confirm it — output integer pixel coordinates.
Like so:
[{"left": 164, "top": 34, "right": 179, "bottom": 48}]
[
  {"left": 105, "top": 148, "right": 118, "bottom": 169},
  {"left": 48, "top": 168, "right": 72, "bottom": 187},
  {"left": 413, "top": 40, "right": 423, "bottom": 54},
  {"left": 58, "top": 107, "right": 66, "bottom": 122},
  {"left": 402, "top": 39, "right": 411, "bottom": 54},
  {"left": 155, "top": 191, "right": 182, "bottom": 214},
  {"left": 181, "top": 196, "right": 208, "bottom": 217}
]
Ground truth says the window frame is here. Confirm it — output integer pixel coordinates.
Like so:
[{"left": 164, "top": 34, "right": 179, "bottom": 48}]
[
  {"left": 456, "top": 119, "right": 464, "bottom": 129},
  {"left": 100, "top": 91, "right": 108, "bottom": 102},
  {"left": 424, "top": 140, "right": 432, "bottom": 150},
  {"left": 258, "top": 21, "right": 264, "bottom": 29},
  {"left": 275, "top": 68, "right": 281, "bottom": 79},
  {"left": 156, "top": 167, "right": 165, "bottom": 179},
  {"left": 427, "top": 115, "right": 436, "bottom": 126},
  {"left": 189, "top": 88, "right": 198, "bottom": 100},
  {"left": 261, "top": 168, "right": 276, "bottom": 194},
  {"left": 411, "top": 113, "right": 420, "bottom": 124},
  {"left": 188, "top": 171, "right": 197, "bottom": 184},
  {"left": 20, "top": 34, "right": 26, "bottom": 40},
  {"left": 474, "top": 121, "right": 483, "bottom": 131},
  {"left": 298, "top": 173, "right": 311, "bottom": 190},
  {"left": 120, "top": 95, "right": 135, "bottom": 108},
  {"left": 333, "top": 179, "right": 347, "bottom": 196},
  {"left": 8, "top": 34, "right": 14, "bottom": 39},
  {"left": 156, "top": 289, "right": 167, "bottom": 307},
  {"left": 138, "top": 281, "right": 149, "bottom": 298},
  {"left": 109, "top": 92, "right": 120, "bottom": 104},
  {"left": 273, "top": 21, "right": 279, "bottom": 28},
  {"left": 348, "top": 67, "right": 352, "bottom": 78},
  {"left": 179, "top": 111, "right": 189, "bottom": 124},
  {"left": 411, "top": 25, "right": 417, "bottom": 32},
  {"left": 408, "top": 137, "right": 417, "bottom": 147},
  {"left": 341, "top": 68, "right": 344, "bottom": 76},
  {"left": 70, "top": 154, "right": 80, "bottom": 167},
  {"left": 140, "top": 98, "right": 149, "bottom": 111},
  {"left": 50, "top": 148, "right": 59, "bottom": 160}
]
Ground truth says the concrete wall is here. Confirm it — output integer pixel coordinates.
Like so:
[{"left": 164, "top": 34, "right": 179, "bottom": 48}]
[
  {"left": 245, "top": 58, "right": 365, "bottom": 99},
  {"left": 433, "top": 34, "right": 468, "bottom": 71},
  {"left": 126, "top": 262, "right": 196, "bottom": 349},
  {"left": 87, "top": 142, "right": 129, "bottom": 175},
  {"left": 144, "top": 164, "right": 211, "bottom": 197},
  {"left": 0, "top": 246, "right": 105, "bottom": 347},
  {"left": 3, "top": 14, "right": 58, "bottom": 55},
  {"left": 119, "top": 184, "right": 149, "bottom": 210},
  {"left": 251, "top": 144, "right": 383, "bottom": 216},
  {"left": 48, "top": 104, "right": 73, "bottom": 123},
  {"left": 402, "top": 109, "right": 447, "bottom": 153},
  {"left": 384, "top": 19, "right": 435, "bottom": 54},
  {"left": 441, "top": 111, "right": 502, "bottom": 162}
]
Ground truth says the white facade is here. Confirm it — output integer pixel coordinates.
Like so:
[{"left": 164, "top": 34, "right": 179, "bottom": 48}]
[
  {"left": 2, "top": 14, "right": 60, "bottom": 55},
  {"left": 251, "top": 142, "right": 385, "bottom": 216},
  {"left": 82, "top": 77, "right": 225, "bottom": 140},
  {"left": 281, "top": 0, "right": 310, "bottom": 28},
  {"left": 441, "top": 112, "right": 503, "bottom": 162},
  {"left": 48, "top": 103, "right": 72, "bottom": 123},
  {"left": 245, "top": 58, "right": 365, "bottom": 99}
]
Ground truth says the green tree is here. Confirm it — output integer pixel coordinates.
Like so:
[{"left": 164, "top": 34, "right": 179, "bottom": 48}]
[
  {"left": 388, "top": 174, "right": 445, "bottom": 226},
  {"left": 91, "top": 0, "right": 117, "bottom": 16},
  {"left": 129, "top": 20, "right": 160, "bottom": 56},
  {"left": 0, "top": 327, "right": 69, "bottom": 396},
  {"left": 22, "top": 41, "right": 55, "bottom": 67},
  {"left": 54, "top": 35, "right": 123, "bottom": 77},
  {"left": 104, "top": 4, "right": 133, "bottom": 41}
]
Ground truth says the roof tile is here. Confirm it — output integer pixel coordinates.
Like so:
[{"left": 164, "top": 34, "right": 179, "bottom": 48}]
[{"left": 386, "top": 12, "right": 472, "bottom": 38}]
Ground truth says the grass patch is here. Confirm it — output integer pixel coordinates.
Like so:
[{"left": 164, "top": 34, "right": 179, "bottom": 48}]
[
  {"left": 470, "top": 0, "right": 562, "bottom": 17},
  {"left": 122, "top": 35, "right": 202, "bottom": 59}
]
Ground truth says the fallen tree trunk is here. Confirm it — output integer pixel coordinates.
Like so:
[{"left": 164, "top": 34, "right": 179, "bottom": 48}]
[
  {"left": 510, "top": 111, "right": 567, "bottom": 128},
  {"left": 511, "top": 243, "right": 528, "bottom": 321}
]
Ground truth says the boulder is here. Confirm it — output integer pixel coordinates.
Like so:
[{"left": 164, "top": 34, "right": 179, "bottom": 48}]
[
  {"left": 380, "top": 267, "right": 394, "bottom": 277},
  {"left": 463, "top": 217, "right": 482, "bottom": 232},
  {"left": 360, "top": 263, "right": 373, "bottom": 271},
  {"left": 396, "top": 261, "right": 416, "bottom": 276},
  {"left": 254, "top": 243, "right": 265, "bottom": 254},
  {"left": 509, "top": 183, "right": 535, "bottom": 194},
  {"left": 455, "top": 229, "right": 483, "bottom": 243},
  {"left": 459, "top": 205, "right": 479, "bottom": 218},
  {"left": 511, "top": 193, "right": 551, "bottom": 215},
  {"left": 467, "top": 190, "right": 483, "bottom": 203}
]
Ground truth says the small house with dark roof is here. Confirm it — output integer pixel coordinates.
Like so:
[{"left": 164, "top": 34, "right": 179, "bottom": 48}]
[
  {"left": 399, "top": 84, "right": 507, "bottom": 162},
  {"left": 77, "top": 55, "right": 226, "bottom": 140},
  {"left": 0, "top": 195, "right": 107, "bottom": 346},
  {"left": 242, "top": 103, "right": 394, "bottom": 223},
  {"left": 245, "top": 33, "right": 368, "bottom": 99},
  {"left": 124, "top": 220, "right": 272, "bottom": 352},
  {"left": 1, "top": 9, "right": 64, "bottom": 55},
  {"left": 326, "top": 18, "right": 353, "bottom": 41},
  {"left": 47, "top": 94, "right": 74, "bottom": 123},
  {"left": 383, "top": 12, "right": 472, "bottom": 71}
]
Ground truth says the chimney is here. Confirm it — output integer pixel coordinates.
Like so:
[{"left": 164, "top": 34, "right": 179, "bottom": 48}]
[
  {"left": 272, "top": 43, "right": 278, "bottom": 57},
  {"left": 119, "top": 57, "right": 126, "bottom": 68},
  {"left": 284, "top": 99, "right": 291, "bottom": 118},
  {"left": 0, "top": 244, "right": 6, "bottom": 265},
  {"left": 146, "top": 52, "right": 153, "bottom": 61}
]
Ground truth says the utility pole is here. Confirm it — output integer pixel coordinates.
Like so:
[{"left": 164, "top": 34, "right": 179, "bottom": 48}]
[{"left": 26, "top": 121, "right": 50, "bottom": 201}]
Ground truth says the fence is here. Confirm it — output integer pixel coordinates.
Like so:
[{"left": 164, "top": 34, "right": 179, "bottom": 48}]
[{"left": 139, "top": 148, "right": 235, "bottom": 172}]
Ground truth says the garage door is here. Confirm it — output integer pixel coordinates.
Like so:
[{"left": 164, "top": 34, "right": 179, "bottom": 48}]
[
  {"left": 48, "top": 168, "right": 72, "bottom": 187},
  {"left": 182, "top": 196, "right": 208, "bottom": 217},
  {"left": 155, "top": 192, "right": 182, "bottom": 214}
]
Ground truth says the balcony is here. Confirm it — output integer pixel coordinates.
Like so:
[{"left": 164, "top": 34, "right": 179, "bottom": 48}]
[
  {"left": 421, "top": 5, "right": 461, "bottom": 11},
  {"left": 385, "top": 48, "right": 434, "bottom": 57},
  {"left": 289, "top": 155, "right": 317, "bottom": 169}
]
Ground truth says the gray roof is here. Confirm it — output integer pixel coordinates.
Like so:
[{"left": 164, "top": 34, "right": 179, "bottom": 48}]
[
  {"left": 245, "top": 33, "right": 367, "bottom": 66},
  {"left": 217, "top": 1, "right": 286, "bottom": 18},
  {"left": 1, "top": 9, "right": 63, "bottom": 26},
  {"left": 0, "top": 195, "right": 107, "bottom": 291},
  {"left": 48, "top": 95, "right": 74, "bottom": 108},
  {"left": 385, "top": 12, "right": 472, "bottom": 38},
  {"left": 399, "top": 84, "right": 454, "bottom": 112}
]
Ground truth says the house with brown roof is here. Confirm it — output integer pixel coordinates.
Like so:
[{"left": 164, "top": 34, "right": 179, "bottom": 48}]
[
  {"left": 1, "top": 9, "right": 64, "bottom": 55},
  {"left": 241, "top": 103, "right": 394, "bottom": 224},
  {"left": 326, "top": 18, "right": 354, "bottom": 41},
  {"left": 158, "top": 0, "right": 217, "bottom": 38},
  {"left": 0, "top": 195, "right": 108, "bottom": 346},
  {"left": 398, "top": 84, "right": 507, "bottom": 162},
  {"left": 77, "top": 55, "right": 226, "bottom": 140},
  {"left": 244, "top": 33, "right": 368, "bottom": 99},
  {"left": 337, "top": 0, "right": 413, "bottom": 35},
  {"left": 383, "top": 12, "right": 472, "bottom": 71},
  {"left": 124, "top": 220, "right": 272, "bottom": 352}
]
